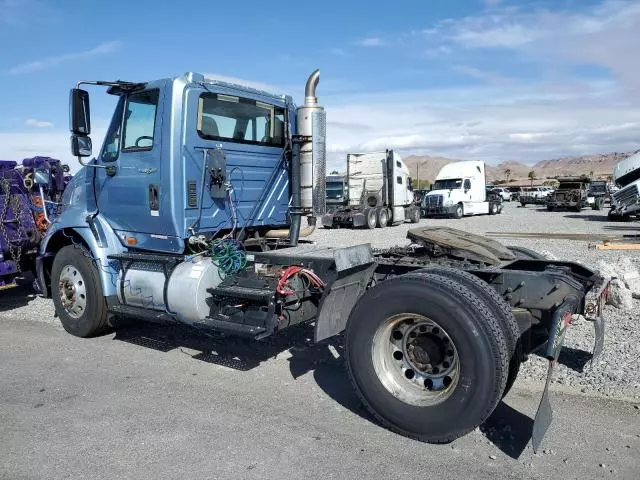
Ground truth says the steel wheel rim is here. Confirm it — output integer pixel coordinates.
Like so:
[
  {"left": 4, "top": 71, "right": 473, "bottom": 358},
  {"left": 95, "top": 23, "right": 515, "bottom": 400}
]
[
  {"left": 368, "top": 211, "right": 376, "bottom": 228},
  {"left": 372, "top": 313, "right": 460, "bottom": 407},
  {"left": 58, "top": 264, "right": 87, "bottom": 319}
]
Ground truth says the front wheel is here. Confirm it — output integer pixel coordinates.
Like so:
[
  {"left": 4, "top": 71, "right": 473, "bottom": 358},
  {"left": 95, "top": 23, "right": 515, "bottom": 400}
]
[
  {"left": 520, "top": 202, "right": 526, "bottom": 207},
  {"left": 489, "top": 203, "right": 498, "bottom": 215},
  {"left": 408, "top": 207, "right": 421, "bottom": 223},
  {"left": 345, "top": 273, "right": 509, "bottom": 443},
  {"left": 51, "top": 245, "right": 109, "bottom": 338},
  {"left": 453, "top": 204, "right": 464, "bottom": 219}
]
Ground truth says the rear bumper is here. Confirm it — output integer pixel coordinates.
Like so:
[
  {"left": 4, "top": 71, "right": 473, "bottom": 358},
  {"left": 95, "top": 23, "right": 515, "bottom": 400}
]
[{"left": 321, "top": 212, "right": 367, "bottom": 228}]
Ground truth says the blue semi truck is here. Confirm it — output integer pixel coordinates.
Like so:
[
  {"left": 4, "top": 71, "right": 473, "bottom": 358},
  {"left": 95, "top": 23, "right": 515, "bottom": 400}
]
[{"left": 34, "top": 70, "right": 608, "bottom": 451}]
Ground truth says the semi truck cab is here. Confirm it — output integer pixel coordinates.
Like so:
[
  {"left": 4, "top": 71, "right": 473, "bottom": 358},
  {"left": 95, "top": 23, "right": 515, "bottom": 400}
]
[
  {"left": 33, "top": 69, "right": 609, "bottom": 453},
  {"left": 422, "top": 160, "right": 501, "bottom": 218}
]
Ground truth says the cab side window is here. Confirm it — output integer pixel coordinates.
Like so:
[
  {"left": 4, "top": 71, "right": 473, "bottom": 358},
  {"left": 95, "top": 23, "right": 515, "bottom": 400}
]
[
  {"left": 463, "top": 179, "right": 471, "bottom": 190},
  {"left": 122, "top": 90, "right": 159, "bottom": 151},
  {"left": 101, "top": 97, "right": 125, "bottom": 162}
]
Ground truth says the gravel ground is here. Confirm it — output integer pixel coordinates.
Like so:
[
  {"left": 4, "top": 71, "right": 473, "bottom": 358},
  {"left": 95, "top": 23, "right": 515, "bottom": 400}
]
[
  {"left": 308, "top": 201, "right": 640, "bottom": 401},
  {"left": 1, "top": 202, "right": 638, "bottom": 401}
]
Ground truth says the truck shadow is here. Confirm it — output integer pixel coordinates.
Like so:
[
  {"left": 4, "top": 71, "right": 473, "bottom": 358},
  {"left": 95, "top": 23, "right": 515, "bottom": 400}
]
[
  {"left": 0, "top": 278, "right": 38, "bottom": 313},
  {"left": 112, "top": 321, "right": 318, "bottom": 371},
  {"left": 602, "top": 225, "right": 640, "bottom": 231},
  {"left": 111, "top": 321, "right": 538, "bottom": 458},
  {"left": 557, "top": 346, "right": 593, "bottom": 372},
  {"left": 562, "top": 214, "right": 610, "bottom": 221}
]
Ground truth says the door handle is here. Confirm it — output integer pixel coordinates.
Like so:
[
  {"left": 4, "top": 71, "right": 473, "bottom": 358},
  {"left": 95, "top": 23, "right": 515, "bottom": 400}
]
[{"left": 148, "top": 184, "right": 159, "bottom": 212}]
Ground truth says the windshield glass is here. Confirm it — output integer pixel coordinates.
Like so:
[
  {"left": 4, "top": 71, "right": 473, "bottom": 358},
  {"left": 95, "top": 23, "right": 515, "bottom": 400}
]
[
  {"left": 326, "top": 180, "right": 345, "bottom": 199},
  {"left": 558, "top": 182, "right": 583, "bottom": 190},
  {"left": 433, "top": 178, "right": 462, "bottom": 190},
  {"left": 197, "top": 93, "right": 286, "bottom": 147},
  {"left": 590, "top": 182, "right": 607, "bottom": 192}
]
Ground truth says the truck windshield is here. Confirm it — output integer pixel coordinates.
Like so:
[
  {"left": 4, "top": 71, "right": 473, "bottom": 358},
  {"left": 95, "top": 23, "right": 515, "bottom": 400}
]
[
  {"left": 326, "top": 181, "right": 344, "bottom": 199},
  {"left": 558, "top": 182, "right": 583, "bottom": 190},
  {"left": 433, "top": 178, "right": 462, "bottom": 190},
  {"left": 197, "top": 93, "right": 286, "bottom": 147},
  {"left": 616, "top": 169, "right": 640, "bottom": 188},
  {"left": 590, "top": 182, "right": 607, "bottom": 192}
]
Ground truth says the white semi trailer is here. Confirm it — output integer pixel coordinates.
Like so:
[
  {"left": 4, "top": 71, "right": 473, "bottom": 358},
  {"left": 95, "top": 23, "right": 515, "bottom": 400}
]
[{"left": 321, "top": 150, "right": 421, "bottom": 228}]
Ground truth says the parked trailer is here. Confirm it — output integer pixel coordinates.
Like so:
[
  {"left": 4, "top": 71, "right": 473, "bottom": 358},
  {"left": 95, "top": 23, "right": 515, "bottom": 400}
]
[
  {"left": 35, "top": 70, "right": 608, "bottom": 452},
  {"left": 321, "top": 150, "right": 421, "bottom": 229}
]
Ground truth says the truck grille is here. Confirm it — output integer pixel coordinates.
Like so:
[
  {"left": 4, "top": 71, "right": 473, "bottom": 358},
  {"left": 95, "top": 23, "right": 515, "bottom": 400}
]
[
  {"left": 613, "top": 184, "right": 640, "bottom": 208},
  {"left": 424, "top": 195, "right": 443, "bottom": 208}
]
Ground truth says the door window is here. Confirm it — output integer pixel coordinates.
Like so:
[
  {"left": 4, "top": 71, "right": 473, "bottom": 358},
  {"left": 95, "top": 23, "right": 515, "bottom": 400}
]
[
  {"left": 100, "top": 97, "right": 125, "bottom": 162},
  {"left": 122, "top": 90, "right": 159, "bottom": 151},
  {"left": 464, "top": 179, "right": 471, "bottom": 190}
]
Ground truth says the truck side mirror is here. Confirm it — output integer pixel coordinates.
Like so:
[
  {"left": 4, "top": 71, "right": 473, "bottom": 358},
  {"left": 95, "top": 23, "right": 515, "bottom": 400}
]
[
  {"left": 70, "top": 88, "right": 91, "bottom": 135},
  {"left": 71, "top": 134, "right": 92, "bottom": 157}
]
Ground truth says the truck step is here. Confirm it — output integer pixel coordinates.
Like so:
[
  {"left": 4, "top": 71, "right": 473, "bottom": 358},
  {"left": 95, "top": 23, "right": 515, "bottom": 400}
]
[
  {"left": 107, "top": 252, "right": 183, "bottom": 265},
  {"left": 108, "top": 304, "right": 176, "bottom": 324},
  {"left": 209, "top": 285, "right": 274, "bottom": 302},
  {"left": 204, "top": 315, "right": 268, "bottom": 339}
]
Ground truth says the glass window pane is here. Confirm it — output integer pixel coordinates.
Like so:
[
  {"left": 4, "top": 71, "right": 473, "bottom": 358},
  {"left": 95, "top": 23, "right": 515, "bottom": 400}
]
[
  {"left": 198, "top": 93, "right": 285, "bottom": 147},
  {"left": 123, "top": 90, "right": 159, "bottom": 150}
]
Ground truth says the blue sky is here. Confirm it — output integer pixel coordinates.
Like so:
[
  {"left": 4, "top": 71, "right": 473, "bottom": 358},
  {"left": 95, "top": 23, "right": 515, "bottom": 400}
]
[{"left": 1, "top": 0, "right": 638, "bottom": 171}]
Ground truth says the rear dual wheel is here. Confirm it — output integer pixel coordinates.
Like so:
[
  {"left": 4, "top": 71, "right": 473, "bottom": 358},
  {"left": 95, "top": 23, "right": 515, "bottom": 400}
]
[
  {"left": 345, "top": 272, "right": 510, "bottom": 443},
  {"left": 376, "top": 207, "right": 389, "bottom": 228}
]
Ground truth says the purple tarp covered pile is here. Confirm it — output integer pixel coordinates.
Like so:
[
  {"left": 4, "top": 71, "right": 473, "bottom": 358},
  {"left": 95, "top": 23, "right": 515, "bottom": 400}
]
[{"left": 0, "top": 157, "right": 71, "bottom": 289}]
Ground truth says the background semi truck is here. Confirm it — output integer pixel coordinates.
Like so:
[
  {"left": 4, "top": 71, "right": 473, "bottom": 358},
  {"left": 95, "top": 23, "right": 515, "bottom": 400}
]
[
  {"left": 321, "top": 150, "right": 421, "bottom": 228},
  {"left": 609, "top": 150, "right": 640, "bottom": 221},
  {"left": 325, "top": 174, "right": 346, "bottom": 213},
  {"left": 422, "top": 160, "right": 502, "bottom": 218},
  {"left": 34, "top": 69, "right": 609, "bottom": 452}
]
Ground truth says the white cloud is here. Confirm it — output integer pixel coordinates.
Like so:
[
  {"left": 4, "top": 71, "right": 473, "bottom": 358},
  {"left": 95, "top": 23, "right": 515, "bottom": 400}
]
[
  {"left": 321, "top": 79, "right": 640, "bottom": 171},
  {"left": 0, "top": 126, "right": 107, "bottom": 174},
  {"left": 355, "top": 37, "right": 387, "bottom": 47},
  {"left": 25, "top": 118, "right": 53, "bottom": 128},
  {"left": 8, "top": 41, "right": 122, "bottom": 75},
  {"left": 428, "top": 0, "right": 640, "bottom": 91}
]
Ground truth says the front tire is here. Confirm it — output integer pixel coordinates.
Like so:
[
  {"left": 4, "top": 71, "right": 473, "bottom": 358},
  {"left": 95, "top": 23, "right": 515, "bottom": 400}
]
[
  {"left": 409, "top": 206, "right": 421, "bottom": 223},
  {"left": 453, "top": 204, "right": 464, "bottom": 219},
  {"left": 51, "top": 245, "right": 109, "bottom": 338},
  {"left": 345, "top": 273, "right": 509, "bottom": 443}
]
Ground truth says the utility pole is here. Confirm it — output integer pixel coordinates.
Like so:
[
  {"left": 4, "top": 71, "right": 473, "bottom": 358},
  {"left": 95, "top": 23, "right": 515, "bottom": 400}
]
[{"left": 416, "top": 162, "right": 420, "bottom": 189}]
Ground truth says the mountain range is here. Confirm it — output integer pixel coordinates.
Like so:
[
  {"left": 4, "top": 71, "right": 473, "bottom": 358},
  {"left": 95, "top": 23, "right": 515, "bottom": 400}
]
[{"left": 404, "top": 151, "right": 639, "bottom": 185}]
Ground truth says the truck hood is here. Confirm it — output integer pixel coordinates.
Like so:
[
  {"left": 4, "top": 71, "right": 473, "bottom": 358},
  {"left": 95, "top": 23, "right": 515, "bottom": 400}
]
[{"left": 426, "top": 189, "right": 460, "bottom": 197}]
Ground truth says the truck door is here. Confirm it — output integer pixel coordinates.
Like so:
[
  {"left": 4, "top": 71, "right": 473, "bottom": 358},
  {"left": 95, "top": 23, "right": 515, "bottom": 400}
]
[
  {"left": 94, "top": 88, "right": 174, "bottom": 247},
  {"left": 463, "top": 179, "right": 472, "bottom": 201}
]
